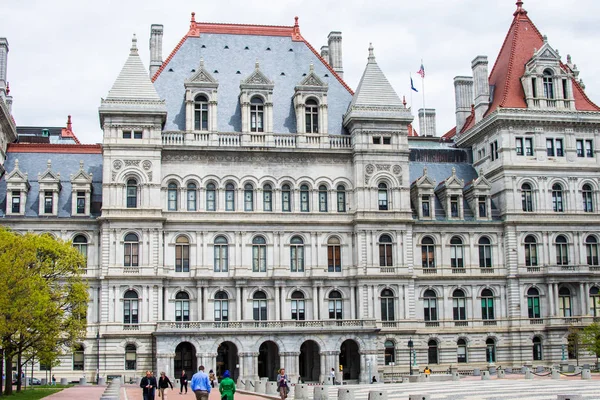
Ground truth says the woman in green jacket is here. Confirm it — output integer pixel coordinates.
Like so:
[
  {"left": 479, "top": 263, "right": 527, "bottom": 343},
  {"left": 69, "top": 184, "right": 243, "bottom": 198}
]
[{"left": 219, "top": 370, "right": 236, "bottom": 400}]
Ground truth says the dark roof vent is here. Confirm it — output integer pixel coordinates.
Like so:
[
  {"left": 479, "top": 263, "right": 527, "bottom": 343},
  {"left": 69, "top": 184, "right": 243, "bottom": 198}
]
[
  {"left": 214, "top": 70, "right": 219, "bottom": 73},
  {"left": 168, "top": 68, "right": 174, "bottom": 72},
  {"left": 324, "top": 74, "right": 329, "bottom": 77},
  {"left": 191, "top": 69, "right": 196, "bottom": 72},
  {"left": 224, "top": 45, "right": 229, "bottom": 49},
  {"left": 302, "top": 73, "right": 307, "bottom": 76},
  {"left": 288, "top": 48, "right": 293, "bottom": 52},
  {"left": 201, "top": 44, "right": 206, "bottom": 48},
  {"left": 236, "top": 71, "right": 241, "bottom": 74},
  {"left": 280, "top": 72, "right": 286, "bottom": 76},
  {"left": 266, "top": 47, "right": 271, "bottom": 51},
  {"left": 244, "top": 46, "right": 249, "bottom": 50}
]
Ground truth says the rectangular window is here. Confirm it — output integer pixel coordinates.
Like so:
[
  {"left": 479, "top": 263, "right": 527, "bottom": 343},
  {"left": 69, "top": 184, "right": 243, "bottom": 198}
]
[
  {"left": 555, "top": 139, "right": 564, "bottom": 157},
  {"left": 490, "top": 143, "right": 495, "bottom": 160},
  {"left": 263, "top": 190, "right": 272, "bottom": 212},
  {"left": 133, "top": 131, "right": 143, "bottom": 139},
  {"left": 244, "top": 190, "right": 253, "bottom": 211},
  {"left": 516, "top": 137, "right": 524, "bottom": 155},
  {"left": 327, "top": 245, "right": 341, "bottom": 272},
  {"left": 253, "top": 300, "right": 267, "bottom": 321},
  {"left": 206, "top": 190, "right": 215, "bottom": 211},
  {"left": 76, "top": 191, "right": 86, "bottom": 214},
  {"left": 225, "top": 191, "right": 235, "bottom": 211},
  {"left": 532, "top": 78, "right": 537, "bottom": 98},
  {"left": 372, "top": 137, "right": 381, "bottom": 144},
  {"left": 576, "top": 139, "right": 584, "bottom": 157},
  {"left": 525, "top": 138, "right": 534, "bottom": 156},
  {"left": 528, "top": 297, "right": 540, "bottom": 319},
  {"left": 328, "top": 300, "right": 342, "bottom": 320},
  {"left": 282, "top": 191, "right": 291, "bottom": 212},
  {"left": 175, "top": 245, "right": 189, "bottom": 272},
  {"left": 383, "top": 137, "right": 391, "bottom": 145},
  {"left": 478, "top": 196, "right": 487, "bottom": 218},
  {"left": 291, "top": 300, "right": 305, "bottom": 320},
  {"left": 586, "top": 140, "right": 594, "bottom": 157},
  {"left": 11, "top": 192, "right": 20, "bottom": 213},
  {"left": 337, "top": 191, "right": 346, "bottom": 212},
  {"left": 422, "top": 196, "right": 430, "bottom": 217},
  {"left": 562, "top": 78, "right": 568, "bottom": 100},
  {"left": 450, "top": 196, "right": 459, "bottom": 218},
  {"left": 546, "top": 138, "right": 555, "bottom": 156},
  {"left": 252, "top": 246, "right": 266, "bottom": 272},
  {"left": 122, "top": 130, "right": 132, "bottom": 139},
  {"left": 44, "top": 192, "right": 53, "bottom": 214},
  {"left": 319, "top": 191, "right": 328, "bottom": 212},
  {"left": 481, "top": 298, "right": 495, "bottom": 320}
]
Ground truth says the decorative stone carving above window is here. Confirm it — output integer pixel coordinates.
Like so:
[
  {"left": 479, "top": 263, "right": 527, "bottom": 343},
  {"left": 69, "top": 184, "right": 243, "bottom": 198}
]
[
  {"left": 410, "top": 167, "right": 437, "bottom": 220},
  {"left": 294, "top": 64, "right": 328, "bottom": 134},
  {"left": 434, "top": 167, "right": 465, "bottom": 220},
  {"left": 521, "top": 36, "right": 575, "bottom": 110},
  {"left": 184, "top": 58, "right": 219, "bottom": 132},
  {"left": 70, "top": 160, "right": 93, "bottom": 216},
  {"left": 240, "top": 61, "right": 274, "bottom": 134},
  {"left": 38, "top": 159, "right": 61, "bottom": 216},
  {"left": 5, "top": 159, "right": 30, "bottom": 216}
]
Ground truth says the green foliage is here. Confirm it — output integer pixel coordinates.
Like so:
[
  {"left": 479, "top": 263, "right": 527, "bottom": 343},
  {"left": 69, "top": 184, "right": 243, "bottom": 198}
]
[
  {"left": 581, "top": 322, "right": 600, "bottom": 360},
  {"left": 0, "top": 228, "right": 89, "bottom": 395},
  {"left": 3, "top": 388, "right": 63, "bottom": 399}
]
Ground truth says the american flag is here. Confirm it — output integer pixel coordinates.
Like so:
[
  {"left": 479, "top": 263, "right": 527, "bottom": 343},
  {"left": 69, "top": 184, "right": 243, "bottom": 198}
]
[{"left": 417, "top": 63, "right": 425, "bottom": 78}]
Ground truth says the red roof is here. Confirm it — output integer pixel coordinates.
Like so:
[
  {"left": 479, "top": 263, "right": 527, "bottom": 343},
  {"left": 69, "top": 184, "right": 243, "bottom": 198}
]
[
  {"left": 60, "top": 115, "right": 81, "bottom": 144},
  {"left": 486, "top": 1, "right": 599, "bottom": 114},
  {"left": 408, "top": 123, "right": 418, "bottom": 137},
  {"left": 151, "top": 15, "right": 353, "bottom": 95},
  {"left": 442, "top": 126, "right": 456, "bottom": 140},
  {"left": 7, "top": 143, "right": 102, "bottom": 154}
]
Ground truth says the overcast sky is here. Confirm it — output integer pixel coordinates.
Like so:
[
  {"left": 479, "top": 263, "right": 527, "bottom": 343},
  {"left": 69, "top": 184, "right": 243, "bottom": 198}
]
[{"left": 2, "top": 0, "right": 599, "bottom": 144}]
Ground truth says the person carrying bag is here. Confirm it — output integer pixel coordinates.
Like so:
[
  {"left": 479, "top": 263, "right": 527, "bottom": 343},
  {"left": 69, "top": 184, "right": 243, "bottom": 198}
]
[{"left": 158, "top": 372, "right": 174, "bottom": 398}]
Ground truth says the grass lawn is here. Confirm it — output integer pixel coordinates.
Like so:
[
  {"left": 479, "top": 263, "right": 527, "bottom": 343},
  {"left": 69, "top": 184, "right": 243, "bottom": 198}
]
[{"left": 3, "top": 388, "right": 63, "bottom": 399}]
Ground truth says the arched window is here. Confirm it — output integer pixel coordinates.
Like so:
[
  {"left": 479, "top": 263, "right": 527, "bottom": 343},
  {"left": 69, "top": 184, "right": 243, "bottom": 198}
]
[
  {"left": 125, "top": 344, "right": 137, "bottom": 370},
  {"left": 327, "top": 237, "right": 341, "bottom": 272},
  {"left": 168, "top": 182, "right": 178, "bottom": 211},
  {"left": 558, "top": 287, "right": 572, "bottom": 317},
  {"left": 175, "top": 236, "right": 190, "bottom": 272},
  {"left": 290, "top": 236, "right": 305, "bottom": 272},
  {"left": 378, "top": 183, "right": 388, "bottom": 210},
  {"left": 214, "top": 291, "right": 229, "bottom": 321},
  {"left": 422, "top": 237, "right": 435, "bottom": 269},
  {"left": 450, "top": 236, "right": 464, "bottom": 268},
  {"left": 225, "top": 183, "right": 235, "bottom": 211},
  {"left": 282, "top": 184, "right": 291, "bottom": 212},
  {"left": 73, "top": 235, "right": 88, "bottom": 265},
  {"left": 318, "top": 185, "right": 328, "bottom": 212},
  {"left": 521, "top": 183, "right": 533, "bottom": 212},
  {"left": 486, "top": 338, "right": 496, "bottom": 363},
  {"left": 590, "top": 287, "right": 600, "bottom": 317},
  {"left": 337, "top": 185, "right": 346, "bottom": 212},
  {"left": 252, "top": 291, "right": 267, "bottom": 321},
  {"left": 291, "top": 291, "right": 305, "bottom": 321},
  {"left": 384, "top": 340, "right": 395, "bottom": 365},
  {"left": 175, "top": 291, "right": 190, "bottom": 322},
  {"left": 527, "top": 287, "right": 541, "bottom": 319},
  {"left": 453, "top": 289, "right": 466, "bottom": 321},
  {"left": 206, "top": 183, "right": 216, "bottom": 211},
  {"left": 124, "top": 290, "right": 139, "bottom": 324},
  {"left": 423, "top": 289, "right": 437, "bottom": 321},
  {"left": 533, "top": 337, "right": 543, "bottom": 361},
  {"left": 244, "top": 183, "right": 254, "bottom": 211},
  {"left": 300, "top": 184, "right": 310, "bottom": 212},
  {"left": 73, "top": 344, "right": 84, "bottom": 371},
  {"left": 583, "top": 184, "right": 593, "bottom": 212},
  {"left": 524, "top": 235, "right": 538, "bottom": 267},
  {"left": 252, "top": 236, "right": 267, "bottom": 272},
  {"left": 305, "top": 98, "right": 319, "bottom": 133},
  {"left": 328, "top": 290, "right": 343, "bottom": 320},
  {"left": 194, "top": 94, "right": 209, "bottom": 131},
  {"left": 555, "top": 235, "right": 569, "bottom": 265},
  {"left": 543, "top": 69, "right": 554, "bottom": 99},
  {"left": 481, "top": 289, "right": 495, "bottom": 320},
  {"left": 126, "top": 179, "right": 138, "bottom": 208},
  {"left": 478, "top": 237, "right": 492, "bottom": 268},
  {"left": 428, "top": 340, "right": 438, "bottom": 364},
  {"left": 457, "top": 339, "right": 467, "bottom": 363},
  {"left": 214, "top": 236, "right": 229, "bottom": 272},
  {"left": 250, "top": 96, "right": 264, "bottom": 132},
  {"left": 552, "top": 183, "right": 564, "bottom": 212},
  {"left": 379, "top": 234, "right": 393, "bottom": 267},
  {"left": 263, "top": 184, "right": 273, "bottom": 212},
  {"left": 124, "top": 233, "right": 139, "bottom": 267},
  {"left": 380, "top": 289, "right": 395, "bottom": 321},
  {"left": 187, "top": 183, "right": 197, "bottom": 211},
  {"left": 586, "top": 236, "right": 599, "bottom": 266}
]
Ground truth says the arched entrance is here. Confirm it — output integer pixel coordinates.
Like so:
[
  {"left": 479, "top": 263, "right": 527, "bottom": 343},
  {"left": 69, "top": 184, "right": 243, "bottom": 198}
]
[
  {"left": 258, "top": 341, "right": 280, "bottom": 381},
  {"left": 175, "top": 342, "right": 197, "bottom": 378},
  {"left": 217, "top": 342, "right": 239, "bottom": 381},
  {"left": 299, "top": 340, "right": 320, "bottom": 382},
  {"left": 339, "top": 339, "right": 360, "bottom": 380}
]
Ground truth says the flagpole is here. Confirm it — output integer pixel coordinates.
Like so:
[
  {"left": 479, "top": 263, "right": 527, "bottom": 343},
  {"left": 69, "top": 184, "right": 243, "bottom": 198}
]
[
  {"left": 410, "top": 73, "right": 413, "bottom": 112},
  {"left": 421, "top": 58, "right": 426, "bottom": 136}
]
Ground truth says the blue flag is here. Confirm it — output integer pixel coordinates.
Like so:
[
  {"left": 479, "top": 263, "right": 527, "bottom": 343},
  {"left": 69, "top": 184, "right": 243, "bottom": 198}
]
[{"left": 411, "top": 77, "right": 418, "bottom": 92}]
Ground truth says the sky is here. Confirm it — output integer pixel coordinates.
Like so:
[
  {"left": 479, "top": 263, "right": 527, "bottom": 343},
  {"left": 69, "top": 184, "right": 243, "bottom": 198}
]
[{"left": 2, "top": 0, "right": 600, "bottom": 144}]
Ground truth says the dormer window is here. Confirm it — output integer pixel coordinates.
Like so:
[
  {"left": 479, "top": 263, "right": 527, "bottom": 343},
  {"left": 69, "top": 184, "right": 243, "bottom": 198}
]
[
  {"left": 422, "top": 195, "right": 430, "bottom": 217},
  {"left": 194, "top": 94, "right": 209, "bottom": 131},
  {"left": 70, "top": 161, "right": 93, "bottom": 216},
  {"left": 11, "top": 191, "right": 21, "bottom": 213},
  {"left": 44, "top": 191, "right": 53, "bottom": 214},
  {"left": 5, "top": 160, "right": 30, "bottom": 216},
  {"left": 76, "top": 191, "right": 86, "bottom": 214},
  {"left": 294, "top": 64, "right": 328, "bottom": 134},
  {"left": 250, "top": 97, "right": 264, "bottom": 132},
  {"left": 450, "top": 196, "right": 459, "bottom": 217},
  {"left": 305, "top": 99, "right": 319, "bottom": 133},
  {"left": 543, "top": 70, "right": 554, "bottom": 99}
]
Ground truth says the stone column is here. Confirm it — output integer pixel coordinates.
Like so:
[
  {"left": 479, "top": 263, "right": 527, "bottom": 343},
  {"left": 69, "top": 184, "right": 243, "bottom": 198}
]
[
  {"left": 312, "top": 286, "right": 319, "bottom": 320},
  {"left": 281, "top": 352, "right": 300, "bottom": 384},
  {"left": 275, "top": 284, "right": 280, "bottom": 321},
  {"left": 349, "top": 284, "right": 356, "bottom": 320},
  {"left": 548, "top": 283, "right": 554, "bottom": 318},
  {"left": 237, "top": 287, "right": 242, "bottom": 321},
  {"left": 579, "top": 283, "right": 585, "bottom": 317}
]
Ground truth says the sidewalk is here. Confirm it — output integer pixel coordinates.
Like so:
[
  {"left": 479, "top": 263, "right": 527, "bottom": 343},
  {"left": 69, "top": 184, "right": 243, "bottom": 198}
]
[
  {"left": 124, "top": 384, "right": 270, "bottom": 400},
  {"left": 43, "top": 385, "right": 106, "bottom": 399}
]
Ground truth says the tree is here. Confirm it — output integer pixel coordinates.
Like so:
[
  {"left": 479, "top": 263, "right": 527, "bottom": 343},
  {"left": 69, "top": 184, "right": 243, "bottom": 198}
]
[
  {"left": 0, "top": 228, "right": 89, "bottom": 395},
  {"left": 567, "top": 325, "right": 582, "bottom": 365},
  {"left": 581, "top": 322, "right": 600, "bottom": 366}
]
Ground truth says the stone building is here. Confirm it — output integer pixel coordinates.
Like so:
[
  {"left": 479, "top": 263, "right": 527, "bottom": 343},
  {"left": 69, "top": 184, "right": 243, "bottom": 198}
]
[{"left": 1, "top": 1, "right": 599, "bottom": 383}]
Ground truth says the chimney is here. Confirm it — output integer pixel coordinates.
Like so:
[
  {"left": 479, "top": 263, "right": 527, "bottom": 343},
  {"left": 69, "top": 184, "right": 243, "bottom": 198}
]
[
  {"left": 327, "top": 31, "right": 343, "bottom": 78},
  {"left": 454, "top": 76, "right": 474, "bottom": 133},
  {"left": 320, "top": 45, "right": 329, "bottom": 61},
  {"left": 472, "top": 55, "right": 489, "bottom": 123},
  {"left": 418, "top": 108, "right": 437, "bottom": 137},
  {"left": 0, "top": 38, "right": 8, "bottom": 99},
  {"left": 149, "top": 24, "right": 164, "bottom": 77}
]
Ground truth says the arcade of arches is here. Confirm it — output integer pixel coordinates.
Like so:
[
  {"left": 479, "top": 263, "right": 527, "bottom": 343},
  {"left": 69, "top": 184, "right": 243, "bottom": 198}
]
[{"left": 156, "top": 336, "right": 377, "bottom": 384}]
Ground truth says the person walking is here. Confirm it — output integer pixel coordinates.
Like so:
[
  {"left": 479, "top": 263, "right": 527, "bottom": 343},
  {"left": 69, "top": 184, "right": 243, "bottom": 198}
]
[
  {"left": 219, "top": 370, "right": 236, "bottom": 400},
  {"left": 158, "top": 372, "right": 174, "bottom": 398},
  {"left": 209, "top": 369, "right": 217, "bottom": 388},
  {"left": 190, "top": 365, "right": 211, "bottom": 400},
  {"left": 51, "top": 375, "right": 56, "bottom": 386},
  {"left": 179, "top": 370, "right": 188, "bottom": 395},
  {"left": 330, "top": 368, "right": 336, "bottom": 384},
  {"left": 140, "top": 371, "right": 158, "bottom": 400},
  {"left": 276, "top": 368, "right": 289, "bottom": 400}
]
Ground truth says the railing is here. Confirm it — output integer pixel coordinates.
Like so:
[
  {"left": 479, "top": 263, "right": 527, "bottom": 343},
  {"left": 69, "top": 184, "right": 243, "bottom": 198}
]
[
  {"left": 520, "top": 265, "right": 600, "bottom": 275},
  {"left": 483, "top": 320, "right": 497, "bottom": 326},
  {"left": 454, "top": 321, "right": 468, "bottom": 327},
  {"left": 380, "top": 267, "right": 395, "bottom": 273},
  {"left": 273, "top": 134, "right": 296, "bottom": 147},
  {"left": 418, "top": 266, "right": 504, "bottom": 276},
  {"left": 162, "top": 132, "right": 185, "bottom": 145},
  {"left": 425, "top": 321, "right": 440, "bottom": 327},
  {"left": 156, "top": 319, "right": 377, "bottom": 331},
  {"left": 219, "top": 133, "right": 240, "bottom": 147},
  {"left": 423, "top": 268, "right": 437, "bottom": 274},
  {"left": 530, "top": 318, "right": 544, "bottom": 325},
  {"left": 451, "top": 268, "right": 466, "bottom": 274}
]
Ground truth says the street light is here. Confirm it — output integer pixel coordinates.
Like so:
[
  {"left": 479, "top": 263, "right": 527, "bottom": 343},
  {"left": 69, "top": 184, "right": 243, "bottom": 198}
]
[{"left": 408, "top": 338, "right": 414, "bottom": 376}]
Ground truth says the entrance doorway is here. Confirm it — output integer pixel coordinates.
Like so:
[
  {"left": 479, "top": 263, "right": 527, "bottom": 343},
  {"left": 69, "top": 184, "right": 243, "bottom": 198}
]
[
  {"left": 299, "top": 340, "right": 320, "bottom": 382},
  {"left": 216, "top": 341, "right": 239, "bottom": 381},
  {"left": 339, "top": 339, "right": 360, "bottom": 380},
  {"left": 175, "top": 342, "right": 197, "bottom": 378},
  {"left": 258, "top": 341, "right": 280, "bottom": 380}
]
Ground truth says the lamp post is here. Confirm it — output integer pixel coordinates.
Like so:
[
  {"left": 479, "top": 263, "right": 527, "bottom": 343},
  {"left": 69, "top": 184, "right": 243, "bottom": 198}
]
[
  {"left": 96, "top": 331, "right": 100, "bottom": 384},
  {"left": 408, "top": 338, "right": 414, "bottom": 376}
]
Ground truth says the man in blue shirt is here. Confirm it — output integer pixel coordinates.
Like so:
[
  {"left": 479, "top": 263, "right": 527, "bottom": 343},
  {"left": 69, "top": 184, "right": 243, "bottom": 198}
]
[{"left": 190, "top": 365, "right": 211, "bottom": 400}]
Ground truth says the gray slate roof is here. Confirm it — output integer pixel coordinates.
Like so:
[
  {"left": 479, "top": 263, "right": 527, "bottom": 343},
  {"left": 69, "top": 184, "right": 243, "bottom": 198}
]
[
  {"left": 0, "top": 151, "right": 103, "bottom": 218},
  {"left": 153, "top": 33, "right": 353, "bottom": 134}
]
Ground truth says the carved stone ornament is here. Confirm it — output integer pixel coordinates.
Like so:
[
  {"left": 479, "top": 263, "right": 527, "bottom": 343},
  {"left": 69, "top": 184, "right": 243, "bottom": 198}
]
[
  {"left": 125, "top": 160, "right": 141, "bottom": 167},
  {"left": 365, "top": 164, "right": 375, "bottom": 174},
  {"left": 376, "top": 164, "right": 390, "bottom": 171},
  {"left": 147, "top": 172, "right": 153, "bottom": 181},
  {"left": 392, "top": 165, "right": 401, "bottom": 175},
  {"left": 143, "top": 160, "right": 152, "bottom": 170},
  {"left": 113, "top": 160, "right": 123, "bottom": 170},
  {"left": 304, "top": 76, "right": 321, "bottom": 86}
]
